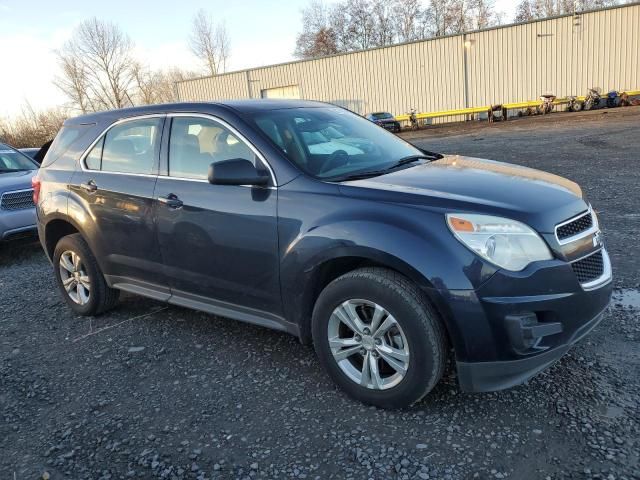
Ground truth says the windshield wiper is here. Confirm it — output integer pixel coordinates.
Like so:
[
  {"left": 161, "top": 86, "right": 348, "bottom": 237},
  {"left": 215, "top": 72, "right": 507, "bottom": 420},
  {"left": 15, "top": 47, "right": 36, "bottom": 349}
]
[
  {"left": 385, "top": 152, "right": 442, "bottom": 171},
  {"left": 0, "top": 168, "right": 32, "bottom": 173},
  {"left": 326, "top": 152, "right": 443, "bottom": 183},
  {"left": 326, "top": 170, "right": 389, "bottom": 182}
]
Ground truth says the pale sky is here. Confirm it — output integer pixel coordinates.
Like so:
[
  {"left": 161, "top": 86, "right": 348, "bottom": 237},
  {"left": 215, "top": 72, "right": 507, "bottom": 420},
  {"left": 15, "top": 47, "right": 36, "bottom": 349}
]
[{"left": 0, "top": 0, "right": 516, "bottom": 119}]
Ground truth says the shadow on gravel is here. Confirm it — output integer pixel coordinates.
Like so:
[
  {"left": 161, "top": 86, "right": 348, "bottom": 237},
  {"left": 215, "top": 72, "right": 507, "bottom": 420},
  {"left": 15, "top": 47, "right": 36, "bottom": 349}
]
[{"left": 0, "top": 238, "right": 43, "bottom": 266}]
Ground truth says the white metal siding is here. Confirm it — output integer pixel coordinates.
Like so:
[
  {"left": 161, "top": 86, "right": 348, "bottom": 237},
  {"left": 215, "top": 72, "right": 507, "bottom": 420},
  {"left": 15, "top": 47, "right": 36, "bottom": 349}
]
[{"left": 177, "top": 3, "right": 639, "bottom": 119}]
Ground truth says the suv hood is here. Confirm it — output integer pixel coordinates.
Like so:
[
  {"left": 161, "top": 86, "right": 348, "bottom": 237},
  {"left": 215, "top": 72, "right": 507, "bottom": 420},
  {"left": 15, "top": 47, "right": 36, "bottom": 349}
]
[
  {"left": 339, "top": 156, "right": 587, "bottom": 233},
  {"left": 0, "top": 169, "right": 36, "bottom": 194}
]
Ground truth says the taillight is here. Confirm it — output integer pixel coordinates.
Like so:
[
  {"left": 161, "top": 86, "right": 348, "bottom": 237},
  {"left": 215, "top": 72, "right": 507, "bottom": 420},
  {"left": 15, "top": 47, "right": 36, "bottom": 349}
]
[{"left": 31, "top": 175, "right": 41, "bottom": 204}]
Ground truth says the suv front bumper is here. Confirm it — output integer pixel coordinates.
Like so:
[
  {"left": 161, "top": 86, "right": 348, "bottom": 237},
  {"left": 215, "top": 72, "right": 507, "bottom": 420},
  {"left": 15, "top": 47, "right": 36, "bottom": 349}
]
[
  {"left": 456, "top": 303, "right": 607, "bottom": 391},
  {"left": 435, "top": 249, "right": 613, "bottom": 392}
]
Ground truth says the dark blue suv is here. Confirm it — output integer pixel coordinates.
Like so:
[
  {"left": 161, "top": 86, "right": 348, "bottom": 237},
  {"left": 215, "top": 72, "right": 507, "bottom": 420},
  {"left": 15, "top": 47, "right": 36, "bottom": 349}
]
[{"left": 35, "top": 100, "right": 612, "bottom": 408}]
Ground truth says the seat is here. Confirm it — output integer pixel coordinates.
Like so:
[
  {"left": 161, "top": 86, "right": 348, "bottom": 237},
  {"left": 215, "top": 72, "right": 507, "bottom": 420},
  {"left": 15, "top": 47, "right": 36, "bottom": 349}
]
[
  {"left": 102, "top": 139, "right": 136, "bottom": 167},
  {"left": 170, "top": 133, "right": 212, "bottom": 179},
  {"left": 282, "top": 129, "right": 307, "bottom": 169}
]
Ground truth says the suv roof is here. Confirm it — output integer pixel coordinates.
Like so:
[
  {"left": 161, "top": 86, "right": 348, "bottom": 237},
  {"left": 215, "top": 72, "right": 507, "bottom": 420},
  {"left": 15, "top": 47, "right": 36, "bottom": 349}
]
[{"left": 64, "top": 100, "right": 331, "bottom": 126}]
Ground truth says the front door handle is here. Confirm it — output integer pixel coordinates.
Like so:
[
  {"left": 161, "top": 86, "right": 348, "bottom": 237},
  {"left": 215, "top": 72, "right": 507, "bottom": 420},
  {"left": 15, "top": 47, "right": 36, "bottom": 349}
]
[
  {"left": 158, "top": 194, "right": 183, "bottom": 209},
  {"left": 80, "top": 180, "right": 97, "bottom": 193}
]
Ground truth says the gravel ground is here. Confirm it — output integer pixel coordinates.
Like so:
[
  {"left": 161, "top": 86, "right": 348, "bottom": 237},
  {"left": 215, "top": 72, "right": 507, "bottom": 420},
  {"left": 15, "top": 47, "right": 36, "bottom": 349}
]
[{"left": 1, "top": 107, "right": 639, "bottom": 480}]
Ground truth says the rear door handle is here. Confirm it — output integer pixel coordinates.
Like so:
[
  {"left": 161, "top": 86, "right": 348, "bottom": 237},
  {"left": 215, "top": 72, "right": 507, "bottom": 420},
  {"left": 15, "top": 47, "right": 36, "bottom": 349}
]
[
  {"left": 80, "top": 180, "right": 97, "bottom": 193},
  {"left": 158, "top": 194, "right": 183, "bottom": 209}
]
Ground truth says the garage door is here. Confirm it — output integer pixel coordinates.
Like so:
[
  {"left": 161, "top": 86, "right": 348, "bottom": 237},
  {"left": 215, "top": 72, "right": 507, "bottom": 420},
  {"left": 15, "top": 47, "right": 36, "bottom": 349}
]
[{"left": 261, "top": 85, "right": 301, "bottom": 99}]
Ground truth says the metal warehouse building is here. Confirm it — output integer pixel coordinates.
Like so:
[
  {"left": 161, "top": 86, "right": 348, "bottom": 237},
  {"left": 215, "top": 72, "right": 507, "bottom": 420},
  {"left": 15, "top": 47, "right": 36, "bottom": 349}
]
[{"left": 177, "top": 3, "right": 640, "bottom": 121}]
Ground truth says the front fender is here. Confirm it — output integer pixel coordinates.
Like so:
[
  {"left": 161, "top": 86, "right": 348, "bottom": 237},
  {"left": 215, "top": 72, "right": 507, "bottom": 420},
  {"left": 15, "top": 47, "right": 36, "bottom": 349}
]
[{"left": 277, "top": 179, "right": 498, "bottom": 342}]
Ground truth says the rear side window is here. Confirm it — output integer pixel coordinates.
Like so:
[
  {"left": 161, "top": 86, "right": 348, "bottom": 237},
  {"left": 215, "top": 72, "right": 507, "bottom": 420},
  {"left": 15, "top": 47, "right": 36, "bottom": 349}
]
[
  {"left": 85, "top": 137, "right": 104, "bottom": 170},
  {"left": 42, "top": 125, "right": 91, "bottom": 168},
  {"left": 85, "top": 118, "right": 163, "bottom": 175}
]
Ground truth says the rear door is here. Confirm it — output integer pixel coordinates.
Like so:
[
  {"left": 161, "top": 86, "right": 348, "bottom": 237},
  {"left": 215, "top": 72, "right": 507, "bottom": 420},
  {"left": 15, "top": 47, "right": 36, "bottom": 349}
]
[
  {"left": 70, "top": 115, "right": 169, "bottom": 297},
  {"left": 153, "top": 114, "right": 281, "bottom": 315}
]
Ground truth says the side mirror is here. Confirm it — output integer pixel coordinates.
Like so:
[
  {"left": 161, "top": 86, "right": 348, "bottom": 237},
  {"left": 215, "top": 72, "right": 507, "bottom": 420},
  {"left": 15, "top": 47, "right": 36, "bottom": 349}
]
[{"left": 208, "top": 158, "right": 269, "bottom": 186}]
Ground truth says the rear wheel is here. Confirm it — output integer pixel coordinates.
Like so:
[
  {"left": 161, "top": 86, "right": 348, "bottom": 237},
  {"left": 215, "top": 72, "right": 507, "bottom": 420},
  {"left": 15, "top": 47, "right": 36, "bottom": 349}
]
[
  {"left": 53, "top": 233, "right": 119, "bottom": 316},
  {"left": 312, "top": 267, "right": 447, "bottom": 408}
]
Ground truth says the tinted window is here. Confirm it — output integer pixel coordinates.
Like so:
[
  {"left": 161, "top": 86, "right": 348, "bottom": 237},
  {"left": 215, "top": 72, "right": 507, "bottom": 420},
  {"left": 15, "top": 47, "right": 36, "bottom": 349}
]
[
  {"left": 84, "top": 137, "right": 104, "bottom": 170},
  {"left": 169, "top": 117, "right": 256, "bottom": 180},
  {"left": 101, "top": 118, "right": 162, "bottom": 174},
  {"left": 371, "top": 112, "right": 393, "bottom": 120},
  {"left": 42, "top": 125, "right": 90, "bottom": 168}
]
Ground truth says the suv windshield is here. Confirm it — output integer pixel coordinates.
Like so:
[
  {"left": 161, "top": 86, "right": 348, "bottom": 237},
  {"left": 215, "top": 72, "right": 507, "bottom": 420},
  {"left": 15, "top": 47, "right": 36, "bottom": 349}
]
[
  {"left": 0, "top": 144, "right": 38, "bottom": 172},
  {"left": 252, "top": 107, "right": 425, "bottom": 180}
]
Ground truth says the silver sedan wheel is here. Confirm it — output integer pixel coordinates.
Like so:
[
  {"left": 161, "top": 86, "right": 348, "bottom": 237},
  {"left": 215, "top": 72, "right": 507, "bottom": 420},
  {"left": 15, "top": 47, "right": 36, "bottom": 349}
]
[
  {"left": 327, "top": 299, "right": 410, "bottom": 390},
  {"left": 59, "top": 250, "right": 91, "bottom": 305}
]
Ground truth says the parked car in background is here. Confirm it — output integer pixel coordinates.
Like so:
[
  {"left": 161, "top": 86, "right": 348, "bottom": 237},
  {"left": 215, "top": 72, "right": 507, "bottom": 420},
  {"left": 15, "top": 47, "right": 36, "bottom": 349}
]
[
  {"left": 35, "top": 100, "right": 611, "bottom": 408},
  {"left": 19, "top": 139, "right": 53, "bottom": 165},
  {"left": 0, "top": 142, "right": 39, "bottom": 242},
  {"left": 365, "top": 111, "right": 401, "bottom": 133},
  {"left": 19, "top": 147, "right": 40, "bottom": 159}
]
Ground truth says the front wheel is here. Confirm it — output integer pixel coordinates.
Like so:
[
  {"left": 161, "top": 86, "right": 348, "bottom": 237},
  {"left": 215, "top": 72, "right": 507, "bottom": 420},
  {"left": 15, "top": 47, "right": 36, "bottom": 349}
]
[
  {"left": 53, "top": 233, "right": 119, "bottom": 316},
  {"left": 312, "top": 268, "right": 448, "bottom": 408}
]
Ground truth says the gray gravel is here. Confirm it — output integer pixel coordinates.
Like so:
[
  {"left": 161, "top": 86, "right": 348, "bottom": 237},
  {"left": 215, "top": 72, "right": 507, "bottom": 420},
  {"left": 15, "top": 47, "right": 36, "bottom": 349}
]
[{"left": 1, "top": 107, "right": 639, "bottom": 480}]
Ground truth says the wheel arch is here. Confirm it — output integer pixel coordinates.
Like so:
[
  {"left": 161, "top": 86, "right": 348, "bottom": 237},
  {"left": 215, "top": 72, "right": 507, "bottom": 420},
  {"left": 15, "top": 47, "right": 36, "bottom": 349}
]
[
  {"left": 292, "top": 249, "right": 455, "bottom": 351},
  {"left": 43, "top": 217, "right": 82, "bottom": 260}
]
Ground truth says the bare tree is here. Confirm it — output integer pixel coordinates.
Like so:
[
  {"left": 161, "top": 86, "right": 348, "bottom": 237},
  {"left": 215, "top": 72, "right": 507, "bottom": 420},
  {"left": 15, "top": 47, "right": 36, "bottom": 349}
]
[
  {"left": 55, "top": 18, "right": 136, "bottom": 112},
  {"left": 514, "top": 0, "right": 619, "bottom": 21},
  {"left": 472, "top": 0, "right": 502, "bottom": 29},
  {"left": 295, "top": 0, "right": 506, "bottom": 57},
  {"left": 371, "top": 0, "right": 397, "bottom": 46},
  {"left": 337, "top": 0, "right": 379, "bottom": 50},
  {"left": 393, "top": 0, "right": 427, "bottom": 42},
  {"left": 54, "top": 55, "right": 95, "bottom": 114},
  {"left": 0, "top": 104, "right": 67, "bottom": 148},
  {"left": 295, "top": 0, "right": 339, "bottom": 58},
  {"left": 133, "top": 64, "right": 200, "bottom": 105},
  {"left": 189, "top": 9, "right": 230, "bottom": 76}
]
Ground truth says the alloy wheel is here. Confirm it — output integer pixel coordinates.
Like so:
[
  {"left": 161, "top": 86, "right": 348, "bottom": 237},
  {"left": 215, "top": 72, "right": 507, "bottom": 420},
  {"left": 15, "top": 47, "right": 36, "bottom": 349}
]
[
  {"left": 327, "top": 299, "right": 410, "bottom": 390},
  {"left": 59, "top": 250, "right": 91, "bottom": 305}
]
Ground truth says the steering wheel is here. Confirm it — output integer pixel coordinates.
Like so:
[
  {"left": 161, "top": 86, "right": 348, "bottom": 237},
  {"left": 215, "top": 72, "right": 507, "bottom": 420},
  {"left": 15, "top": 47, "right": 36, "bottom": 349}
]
[{"left": 319, "top": 150, "right": 349, "bottom": 175}]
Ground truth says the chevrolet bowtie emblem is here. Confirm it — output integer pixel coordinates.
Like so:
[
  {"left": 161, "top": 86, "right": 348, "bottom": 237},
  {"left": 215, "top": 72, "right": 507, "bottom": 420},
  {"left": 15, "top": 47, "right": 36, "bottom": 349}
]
[{"left": 593, "top": 231, "right": 602, "bottom": 248}]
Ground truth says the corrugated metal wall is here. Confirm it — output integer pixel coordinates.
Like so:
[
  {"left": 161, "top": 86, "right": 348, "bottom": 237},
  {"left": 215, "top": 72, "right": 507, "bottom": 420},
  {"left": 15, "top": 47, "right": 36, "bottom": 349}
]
[{"left": 177, "top": 3, "right": 640, "bottom": 120}]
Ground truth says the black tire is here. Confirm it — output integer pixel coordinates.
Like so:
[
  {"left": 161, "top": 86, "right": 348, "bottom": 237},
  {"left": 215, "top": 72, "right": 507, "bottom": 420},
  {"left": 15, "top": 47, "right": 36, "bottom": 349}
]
[
  {"left": 312, "top": 267, "right": 447, "bottom": 408},
  {"left": 53, "top": 233, "right": 119, "bottom": 316}
]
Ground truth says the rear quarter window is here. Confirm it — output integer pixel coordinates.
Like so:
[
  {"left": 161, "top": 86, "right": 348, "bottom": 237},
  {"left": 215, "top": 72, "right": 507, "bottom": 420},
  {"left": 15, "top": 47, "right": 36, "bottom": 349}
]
[{"left": 41, "top": 125, "right": 93, "bottom": 168}]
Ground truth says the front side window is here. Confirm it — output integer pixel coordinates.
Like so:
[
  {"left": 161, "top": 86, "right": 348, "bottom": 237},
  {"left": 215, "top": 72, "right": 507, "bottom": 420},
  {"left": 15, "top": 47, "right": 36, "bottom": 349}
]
[
  {"left": 168, "top": 117, "right": 257, "bottom": 180},
  {"left": 251, "top": 107, "right": 422, "bottom": 180},
  {"left": 87, "top": 118, "right": 162, "bottom": 174}
]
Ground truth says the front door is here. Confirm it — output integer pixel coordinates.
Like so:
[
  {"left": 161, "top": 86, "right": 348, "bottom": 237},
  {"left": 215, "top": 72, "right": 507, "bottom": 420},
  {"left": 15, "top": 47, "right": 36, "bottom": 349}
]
[
  {"left": 153, "top": 115, "right": 281, "bottom": 316},
  {"left": 70, "top": 116, "right": 169, "bottom": 296}
]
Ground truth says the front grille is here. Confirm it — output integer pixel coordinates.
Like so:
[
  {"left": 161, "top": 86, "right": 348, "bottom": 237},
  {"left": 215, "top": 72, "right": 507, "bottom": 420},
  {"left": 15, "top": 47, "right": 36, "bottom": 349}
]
[
  {"left": 556, "top": 211, "right": 593, "bottom": 241},
  {"left": 0, "top": 189, "right": 35, "bottom": 211},
  {"left": 571, "top": 250, "right": 604, "bottom": 284}
]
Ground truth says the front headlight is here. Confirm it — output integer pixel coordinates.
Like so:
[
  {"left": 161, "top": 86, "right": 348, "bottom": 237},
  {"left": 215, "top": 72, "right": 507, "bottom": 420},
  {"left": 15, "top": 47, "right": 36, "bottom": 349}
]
[{"left": 446, "top": 213, "right": 553, "bottom": 271}]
